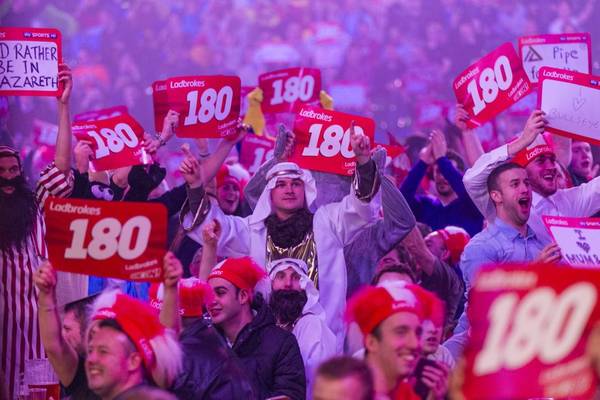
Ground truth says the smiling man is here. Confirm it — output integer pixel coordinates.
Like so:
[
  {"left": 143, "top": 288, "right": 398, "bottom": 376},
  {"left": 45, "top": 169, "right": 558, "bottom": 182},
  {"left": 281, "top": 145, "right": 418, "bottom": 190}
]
[
  {"left": 462, "top": 110, "right": 600, "bottom": 244},
  {"left": 346, "top": 281, "right": 445, "bottom": 399}
]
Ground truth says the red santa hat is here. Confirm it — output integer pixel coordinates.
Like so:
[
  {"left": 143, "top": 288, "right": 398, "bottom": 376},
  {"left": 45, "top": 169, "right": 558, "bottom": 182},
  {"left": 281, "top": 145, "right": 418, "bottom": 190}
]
[
  {"left": 512, "top": 132, "right": 555, "bottom": 167},
  {"left": 149, "top": 278, "right": 213, "bottom": 317},
  {"left": 92, "top": 292, "right": 165, "bottom": 371},
  {"left": 433, "top": 226, "right": 470, "bottom": 265},
  {"left": 208, "top": 256, "right": 266, "bottom": 291},
  {"left": 345, "top": 281, "right": 444, "bottom": 335},
  {"left": 216, "top": 163, "right": 249, "bottom": 195}
]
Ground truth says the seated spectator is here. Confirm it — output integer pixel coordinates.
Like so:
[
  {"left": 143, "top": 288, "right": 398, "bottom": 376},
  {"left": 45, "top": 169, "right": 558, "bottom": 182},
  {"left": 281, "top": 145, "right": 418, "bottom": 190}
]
[
  {"left": 312, "top": 356, "right": 375, "bottom": 400},
  {"left": 346, "top": 281, "right": 448, "bottom": 399},
  {"left": 568, "top": 140, "right": 596, "bottom": 186},
  {"left": 87, "top": 291, "right": 182, "bottom": 398},
  {"left": 267, "top": 258, "right": 337, "bottom": 397},
  {"left": 206, "top": 256, "right": 306, "bottom": 399},
  {"left": 148, "top": 263, "right": 256, "bottom": 399},
  {"left": 400, "top": 129, "right": 483, "bottom": 236}
]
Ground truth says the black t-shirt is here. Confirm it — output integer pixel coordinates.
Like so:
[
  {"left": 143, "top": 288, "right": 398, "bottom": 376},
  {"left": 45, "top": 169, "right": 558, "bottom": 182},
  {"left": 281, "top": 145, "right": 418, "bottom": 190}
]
[{"left": 62, "top": 356, "right": 100, "bottom": 400}]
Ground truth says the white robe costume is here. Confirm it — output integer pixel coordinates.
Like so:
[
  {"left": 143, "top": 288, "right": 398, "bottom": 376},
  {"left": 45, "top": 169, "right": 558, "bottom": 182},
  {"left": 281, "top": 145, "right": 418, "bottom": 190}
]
[
  {"left": 267, "top": 258, "right": 337, "bottom": 399},
  {"left": 184, "top": 162, "right": 381, "bottom": 348}
]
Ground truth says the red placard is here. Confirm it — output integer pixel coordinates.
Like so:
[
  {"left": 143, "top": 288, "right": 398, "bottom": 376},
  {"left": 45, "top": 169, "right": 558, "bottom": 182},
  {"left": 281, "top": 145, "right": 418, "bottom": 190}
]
[
  {"left": 72, "top": 113, "right": 149, "bottom": 171},
  {"left": 543, "top": 215, "right": 600, "bottom": 267},
  {"left": 538, "top": 67, "right": 600, "bottom": 146},
  {"left": 165, "top": 75, "right": 241, "bottom": 138},
  {"left": 152, "top": 80, "right": 168, "bottom": 132},
  {"left": 0, "top": 27, "right": 62, "bottom": 96},
  {"left": 289, "top": 105, "right": 375, "bottom": 176},
  {"left": 463, "top": 263, "right": 600, "bottom": 399},
  {"left": 453, "top": 42, "right": 532, "bottom": 128},
  {"left": 73, "top": 105, "right": 128, "bottom": 122},
  {"left": 44, "top": 197, "right": 167, "bottom": 282},
  {"left": 519, "top": 32, "right": 592, "bottom": 85},
  {"left": 259, "top": 67, "right": 322, "bottom": 114},
  {"left": 239, "top": 133, "right": 275, "bottom": 175}
]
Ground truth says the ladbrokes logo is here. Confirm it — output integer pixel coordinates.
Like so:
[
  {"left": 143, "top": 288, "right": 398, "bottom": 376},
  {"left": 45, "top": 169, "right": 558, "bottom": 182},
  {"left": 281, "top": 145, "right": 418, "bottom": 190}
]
[
  {"left": 526, "top": 145, "right": 553, "bottom": 161},
  {"left": 299, "top": 108, "right": 333, "bottom": 122},
  {"left": 48, "top": 201, "right": 102, "bottom": 216},
  {"left": 170, "top": 79, "right": 206, "bottom": 89},
  {"left": 454, "top": 67, "right": 480, "bottom": 90},
  {"left": 542, "top": 70, "right": 574, "bottom": 81}
]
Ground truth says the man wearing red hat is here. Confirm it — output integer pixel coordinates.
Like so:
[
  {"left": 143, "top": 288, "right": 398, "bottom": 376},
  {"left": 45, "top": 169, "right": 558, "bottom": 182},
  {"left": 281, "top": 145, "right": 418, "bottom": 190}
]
[
  {"left": 462, "top": 110, "right": 600, "bottom": 244},
  {"left": 87, "top": 290, "right": 182, "bottom": 399},
  {"left": 346, "top": 281, "right": 448, "bottom": 400},
  {"left": 206, "top": 256, "right": 306, "bottom": 400},
  {"left": 148, "top": 256, "right": 255, "bottom": 399}
]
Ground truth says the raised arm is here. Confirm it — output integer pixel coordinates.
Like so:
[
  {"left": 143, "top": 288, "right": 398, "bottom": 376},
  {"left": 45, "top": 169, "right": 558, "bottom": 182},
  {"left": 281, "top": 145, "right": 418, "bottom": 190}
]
[
  {"left": 198, "top": 220, "right": 221, "bottom": 281},
  {"left": 33, "top": 261, "right": 79, "bottom": 386},
  {"left": 54, "top": 63, "right": 73, "bottom": 174},
  {"left": 454, "top": 104, "right": 484, "bottom": 167},
  {"left": 159, "top": 252, "right": 183, "bottom": 334},
  {"left": 463, "top": 110, "right": 546, "bottom": 219}
]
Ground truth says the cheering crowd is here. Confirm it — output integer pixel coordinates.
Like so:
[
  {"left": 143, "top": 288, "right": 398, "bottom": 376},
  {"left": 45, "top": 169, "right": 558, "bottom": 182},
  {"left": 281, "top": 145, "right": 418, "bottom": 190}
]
[{"left": 2, "top": 1, "right": 600, "bottom": 400}]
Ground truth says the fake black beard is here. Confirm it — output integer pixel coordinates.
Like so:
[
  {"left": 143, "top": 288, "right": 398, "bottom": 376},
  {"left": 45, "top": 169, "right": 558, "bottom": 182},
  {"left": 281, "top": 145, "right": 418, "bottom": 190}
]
[
  {"left": 269, "top": 289, "right": 308, "bottom": 330},
  {"left": 0, "top": 176, "right": 38, "bottom": 252}
]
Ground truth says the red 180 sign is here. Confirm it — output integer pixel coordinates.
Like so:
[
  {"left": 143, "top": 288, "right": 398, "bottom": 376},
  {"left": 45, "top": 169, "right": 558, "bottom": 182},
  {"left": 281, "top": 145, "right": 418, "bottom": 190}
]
[
  {"left": 165, "top": 75, "right": 241, "bottom": 138},
  {"left": 44, "top": 197, "right": 167, "bottom": 282},
  {"left": 72, "top": 113, "right": 148, "bottom": 171},
  {"left": 289, "top": 105, "right": 374, "bottom": 176},
  {"left": 454, "top": 43, "right": 532, "bottom": 128},
  {"left": 463, "top": 264, "right": 600, "bottom": 399},
  {"left": 259, "top": 68, "right": 321, "bottom": 113}
]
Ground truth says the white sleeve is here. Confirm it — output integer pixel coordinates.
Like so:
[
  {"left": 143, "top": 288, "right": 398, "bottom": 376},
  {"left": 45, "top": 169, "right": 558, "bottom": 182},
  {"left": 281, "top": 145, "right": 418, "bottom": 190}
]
[
  {"left": 463, "top": 144, "right": 511, "bottom": 220},
  {"left": 294, "top": 316, "right": 338, "bottom": 380},
  {"left": 318, "top": 186, "right": 381, "bottom": 246},
  {"left": 184, "top": 198, "right": 251, "bottom": 257},
  {"left": 558, "top": 175, "right": 600, "bottom": 217}
]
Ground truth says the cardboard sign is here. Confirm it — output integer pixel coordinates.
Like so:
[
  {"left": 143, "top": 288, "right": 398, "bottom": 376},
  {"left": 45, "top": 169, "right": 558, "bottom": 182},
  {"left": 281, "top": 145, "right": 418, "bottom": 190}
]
[
  {"left": 73, "top": 105, "right": 128, "bottom": 122},
  {"left": 543, "top": 216, "right": 600, "bottom": 267},
  {"left": 45, "top": 197, "right": 167, "bottom": 282},
  {"left": 259, "top": 67, "right": 322, "bottom": 113},
  {"left": 165, "top": 75, "right": 241, "bottom": 138},
  {"left": 32, "top": 119, "right": 58, "bottom": 147},
  {"left": 239, "top": 133, "right": 275, "bottom": 175},
  {"left": 539, "top": 67, "right": 600, "bottom": 145},
  {"left": 152, "top": 80, "right": 169, "bottom": 132},
  {"left": 0, "top": 27, "right": 62, "bottom": 96},
  {"left": 519, "top": 33, "right": 592, "bottom": 85},
  {"left": 454, "top": 42, "right": 532, "bottom": 128},
  {"left": 72, "top": 113, "right": 149, "bottom": 171},
  {"left": 289, "top": 105, "right": 375, "bottom": 175},
  {"left": 464, "top": 263, "right": 600, "bottom": 399}
]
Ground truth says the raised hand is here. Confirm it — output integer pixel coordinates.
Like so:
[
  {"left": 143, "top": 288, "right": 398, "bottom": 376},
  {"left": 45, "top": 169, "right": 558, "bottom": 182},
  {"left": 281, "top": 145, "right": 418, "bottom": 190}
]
[
  {"left": 274, "top": 124, "right": 295, "bottom": 162},
  {"left": 350, "top": 121, "right": 370, "bottom": 165},
  {"left": 33, "top": 260, "right": 57, "bottom": 296},
  {"left": 162, "top": 252, "right": 183, "bottom": 289},
  {"left": 536, "top": 243, "right": 562, "bottom": 264},
  {"left": 74, "top": 140, "right": 94, "bottom": 173},
  {"left": 430, "top": 129, "right": 448, "bottom": 161},
  {"left": 57, "top": 63, "right": 72, "bottom": 105},
  {"left": 454, "top": 104, "right": 470, "bottom": 132},
  {"left": 201, "top": 219, "right": 222, "bottom": 249},
  {"left": 224, "top": 119, "right": 252, "bottom": 144},
  {"left": 179, "top": 144, "right": 203, "bottom": 188},
  {"left": 419, "top": 142, "right": 435, "bottom": 165}
]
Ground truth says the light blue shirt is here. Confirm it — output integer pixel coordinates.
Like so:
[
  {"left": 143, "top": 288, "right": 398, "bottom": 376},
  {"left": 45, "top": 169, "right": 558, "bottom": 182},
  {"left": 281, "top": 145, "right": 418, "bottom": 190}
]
[{"left": 443, "top": 217, "right": 547, "bottom": 360}]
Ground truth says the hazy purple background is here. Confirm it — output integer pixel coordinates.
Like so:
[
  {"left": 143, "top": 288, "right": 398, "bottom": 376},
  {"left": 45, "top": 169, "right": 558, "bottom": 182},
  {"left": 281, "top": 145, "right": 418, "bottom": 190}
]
[{"left": 1, "top": 0, "right": 599, "bottom": 182}]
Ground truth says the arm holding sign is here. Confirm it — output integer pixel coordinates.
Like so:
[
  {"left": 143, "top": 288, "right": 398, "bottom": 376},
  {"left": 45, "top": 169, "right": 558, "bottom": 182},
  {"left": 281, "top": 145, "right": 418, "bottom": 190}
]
[
  {"left": 463, "top": 111, "right": 545, "bottom": 219},
  {"left": 454, "top": 104, "right": 484, "bottom": 167},
  {"left": 160, "top": 252, "right": 183, "bottom": 334},
  {"left": 54, "top": 63, "right": 73, "bottom": 174},
  {"left": 33, "top": 261, "right": 79, "bottom": 388}
]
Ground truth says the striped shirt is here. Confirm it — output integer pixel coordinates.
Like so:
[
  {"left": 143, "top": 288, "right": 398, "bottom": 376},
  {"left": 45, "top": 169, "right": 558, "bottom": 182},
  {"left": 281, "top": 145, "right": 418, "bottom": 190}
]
[{"left": 1, "top": 163, "right": 72, "bottom": 400}]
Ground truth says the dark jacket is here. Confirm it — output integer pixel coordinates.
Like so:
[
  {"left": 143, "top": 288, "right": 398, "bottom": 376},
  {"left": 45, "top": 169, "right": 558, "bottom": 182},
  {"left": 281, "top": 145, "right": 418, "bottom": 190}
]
[
  {"left": 170, "top": 317, "right": 256, "bottom": 400},
  {"left": 226, "top": 300, "right": 306, "bottom": 400}
]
